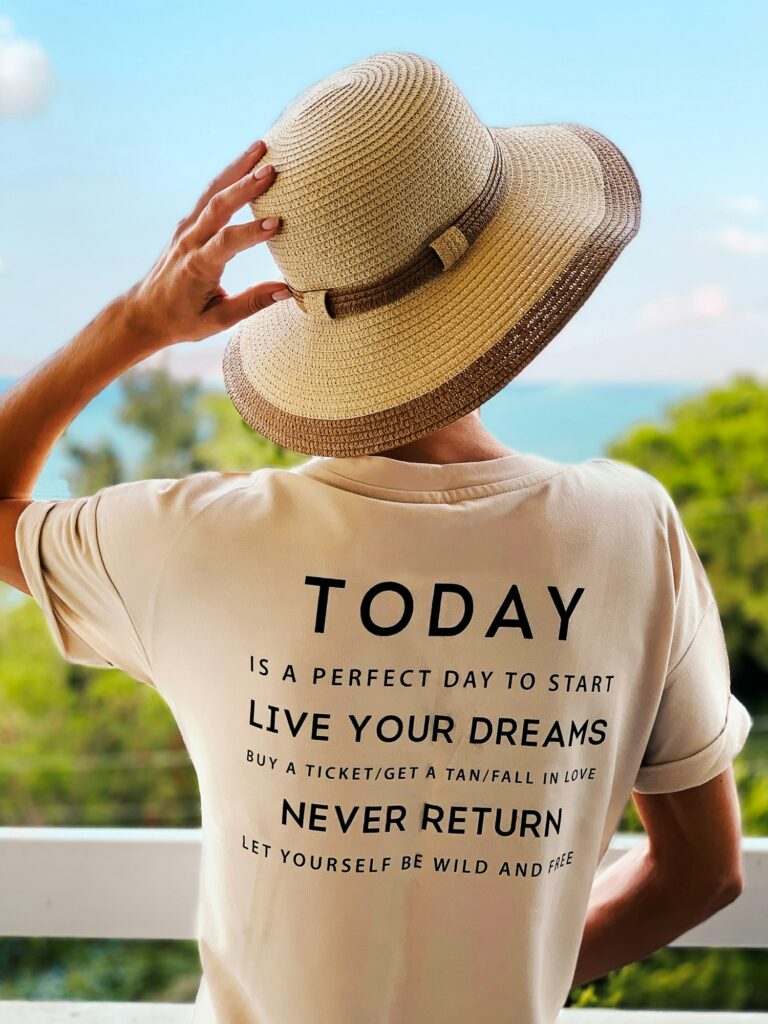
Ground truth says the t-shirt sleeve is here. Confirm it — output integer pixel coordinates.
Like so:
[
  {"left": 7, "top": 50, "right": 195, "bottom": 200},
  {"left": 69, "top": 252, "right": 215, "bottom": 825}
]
[
  {"left": 14, "top": 473, "right": 237, "bottom": 690},
  {"left": 632, "top": 494, "right": 753, "bottom": 794}
]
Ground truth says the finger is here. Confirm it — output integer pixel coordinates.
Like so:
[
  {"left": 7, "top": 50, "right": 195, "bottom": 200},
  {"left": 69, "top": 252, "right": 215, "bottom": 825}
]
[
  {"left": 204, "top": 281, "right": 293, "bottom": 331},
  {"left": 184, "top": 162, "right": 276, "bottom": 249},
  {"left": 176, "top": 139, "right": 268, "bottom": 237},
  {"left": 195, "top": 216, "right": 282, "bottom": 274}
]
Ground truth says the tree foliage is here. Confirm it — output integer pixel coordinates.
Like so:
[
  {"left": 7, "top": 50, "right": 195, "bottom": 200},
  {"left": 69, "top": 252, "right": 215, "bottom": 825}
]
[
  {"left": 61, "top": 365, "right": 306, "bottom": 491},
  {"left": 607, "top": 373, "right": 768, "bottom": 705}
]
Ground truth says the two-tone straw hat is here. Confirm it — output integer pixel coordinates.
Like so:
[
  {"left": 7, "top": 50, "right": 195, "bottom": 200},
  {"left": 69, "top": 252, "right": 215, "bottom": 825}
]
[{"left": 222, "top": 50, "right": 641, "bottom": 457}]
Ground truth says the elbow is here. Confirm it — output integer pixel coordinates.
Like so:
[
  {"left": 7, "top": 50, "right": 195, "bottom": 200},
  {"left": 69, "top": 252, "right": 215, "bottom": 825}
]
[
  {"left": 658, "top": 857, "right": 746, "bottom": 915},
  {"left": 700, "top": 868, "right": 745, "bottom": 913},
  {"left": 714, "top": 870, "right": 745, "bottom": 909}
]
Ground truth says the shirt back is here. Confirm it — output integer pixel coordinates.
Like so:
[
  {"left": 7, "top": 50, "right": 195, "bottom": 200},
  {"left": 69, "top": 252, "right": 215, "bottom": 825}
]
[{"left": 15, "top": 450, "right": 753, "bottom": 1024}]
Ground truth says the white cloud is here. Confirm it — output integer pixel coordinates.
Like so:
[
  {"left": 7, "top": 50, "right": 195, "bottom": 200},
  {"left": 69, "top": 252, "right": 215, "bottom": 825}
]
[
  {"left": 634, "top": 285, "right": 730, "bottom": 332},
  {"left": 709, "top": 226, "right": 768, "bottom": 256},
  {"left": 719, "top": 195, "right": 764, "bottom": 215},
  {"left": 0, "top": 256, "right": 7, "bottom": 273},
  {"left": 0, "top": 17, "right": 52, "bottom": 118}
]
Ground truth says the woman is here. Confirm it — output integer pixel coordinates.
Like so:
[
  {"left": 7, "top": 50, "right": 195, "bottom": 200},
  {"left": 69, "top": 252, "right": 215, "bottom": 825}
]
[{"left": 0, "top": 50, "right": 752, "bottom": 1024}]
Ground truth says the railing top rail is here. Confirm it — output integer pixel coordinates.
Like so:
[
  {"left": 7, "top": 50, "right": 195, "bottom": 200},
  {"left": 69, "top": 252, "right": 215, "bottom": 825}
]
[{"left": 0, "top": 829, "right": 766, "bottom": 947}]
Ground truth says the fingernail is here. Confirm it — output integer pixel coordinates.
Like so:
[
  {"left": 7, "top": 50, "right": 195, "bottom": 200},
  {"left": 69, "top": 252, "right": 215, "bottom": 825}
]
[
  {"left": 248, "top": 139, "right": 264, "bottom": 152},
  {"left": 261, "top": 216, "right": 279, "bottom": 230},
  {"left": 271, "top": 288, "right": 292, "bottom": 301},
  {"left": 254, "top": 163, "right": 274, "bottom": 179}
]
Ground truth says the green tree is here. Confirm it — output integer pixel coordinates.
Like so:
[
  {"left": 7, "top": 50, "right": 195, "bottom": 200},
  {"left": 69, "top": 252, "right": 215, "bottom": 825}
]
[
  {"left": 0, "top": 596, "right": 199, "bottom": 828},
  {"left": 59, "top": 365, "right": 306, "bottom": 494},
  {"left": 118, "top": 366, "right": 205, "bottom": 478},
  {"left": 192, "top": 389, "right": 306, "bottom": 471},
  {"left": 607, "top": 373, "right": 768, "bottom": 707},
  {"left": 61, "top": 438, "right": 125, "bottom": 497}
]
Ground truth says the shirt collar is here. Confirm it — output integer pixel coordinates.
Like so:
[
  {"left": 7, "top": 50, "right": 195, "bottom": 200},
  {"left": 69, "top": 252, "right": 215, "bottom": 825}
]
[{"left": 290, "top": 451, "right": 567, "bottom": 503}]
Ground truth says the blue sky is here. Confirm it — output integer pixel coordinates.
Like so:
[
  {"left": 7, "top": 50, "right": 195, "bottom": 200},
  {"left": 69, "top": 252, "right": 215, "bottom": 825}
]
[{"left": 1, "top": 0, "right": 766, "bottom": 383}]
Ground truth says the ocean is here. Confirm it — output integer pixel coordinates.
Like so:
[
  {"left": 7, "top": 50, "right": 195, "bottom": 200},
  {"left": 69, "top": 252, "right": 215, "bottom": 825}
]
[{"left": 0, "top": 376, "right": 703, "bottom": 500}]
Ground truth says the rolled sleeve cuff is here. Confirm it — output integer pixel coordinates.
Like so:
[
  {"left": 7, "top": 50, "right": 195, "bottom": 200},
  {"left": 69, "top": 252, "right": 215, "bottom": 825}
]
[
  {"left": 16, "top": 497, "right": 115, "bottom": 670},
  {"left": 633, "top": 694, "right": 754, "bottom": 794}
]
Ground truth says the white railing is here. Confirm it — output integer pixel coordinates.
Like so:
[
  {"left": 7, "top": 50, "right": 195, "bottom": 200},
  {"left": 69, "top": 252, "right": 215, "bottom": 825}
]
[{"left": 0, "top": 829, "right": 766, "bottom": 1022}]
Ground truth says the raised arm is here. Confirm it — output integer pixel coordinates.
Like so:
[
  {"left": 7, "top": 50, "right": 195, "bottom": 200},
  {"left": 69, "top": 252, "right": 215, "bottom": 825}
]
[{"left": 0, "top": 138, "right": 288, "bottom": 594}]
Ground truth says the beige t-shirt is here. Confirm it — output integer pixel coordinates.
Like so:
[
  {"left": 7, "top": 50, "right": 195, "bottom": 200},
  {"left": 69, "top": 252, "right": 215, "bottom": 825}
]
[{"left": 16, "top": 451, "right": 752, "bottom": 1024}]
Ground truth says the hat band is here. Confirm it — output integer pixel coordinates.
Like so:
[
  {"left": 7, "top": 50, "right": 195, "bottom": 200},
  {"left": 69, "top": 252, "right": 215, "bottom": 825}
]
[{"left": 286, "top": 132, "right": 509, "bottom": 321}]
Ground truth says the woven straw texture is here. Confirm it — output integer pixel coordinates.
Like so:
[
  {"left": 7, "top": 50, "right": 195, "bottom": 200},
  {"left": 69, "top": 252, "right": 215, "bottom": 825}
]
[{"left": 222, "top": 50, "right": 641, "bottom": 457}]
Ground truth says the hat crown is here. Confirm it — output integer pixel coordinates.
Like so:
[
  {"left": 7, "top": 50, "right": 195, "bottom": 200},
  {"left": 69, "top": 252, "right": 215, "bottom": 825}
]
[{"left": 250, "top": 51, "right": 496, "bottom": 292}]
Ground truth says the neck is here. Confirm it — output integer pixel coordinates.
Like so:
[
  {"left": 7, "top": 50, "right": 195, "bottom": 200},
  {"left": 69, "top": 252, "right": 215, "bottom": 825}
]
[{"left": 373, "top": 411, "right": 516, "bottom": 465}]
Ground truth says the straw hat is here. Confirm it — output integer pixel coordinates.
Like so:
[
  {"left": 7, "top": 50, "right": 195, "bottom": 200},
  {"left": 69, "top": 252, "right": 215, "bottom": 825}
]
[{"left": 222, "top": 50, "right": 641, "bottom": 457}]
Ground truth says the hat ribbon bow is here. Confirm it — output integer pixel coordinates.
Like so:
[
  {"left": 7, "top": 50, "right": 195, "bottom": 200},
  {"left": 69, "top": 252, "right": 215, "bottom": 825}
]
[{"left": 287, "top": 131, "right": 509, "bottom": 321}]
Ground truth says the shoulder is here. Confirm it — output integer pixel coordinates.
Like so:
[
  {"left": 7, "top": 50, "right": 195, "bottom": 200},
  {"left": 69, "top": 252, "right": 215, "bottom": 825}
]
[
  {"left": 91, "top": 469, "right": 275, "bottom": 547},
  {"left": 95, "top": 469, "right": 265, "bottom": 512},
  {"left": 573, "top": 457, "right": 675, "bottom": 527}
]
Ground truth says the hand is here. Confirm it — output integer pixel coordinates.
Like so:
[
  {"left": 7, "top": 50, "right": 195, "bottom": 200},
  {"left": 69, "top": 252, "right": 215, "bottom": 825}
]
[{"left": 123, "top": 139, "right": 291, "bottom": 348}]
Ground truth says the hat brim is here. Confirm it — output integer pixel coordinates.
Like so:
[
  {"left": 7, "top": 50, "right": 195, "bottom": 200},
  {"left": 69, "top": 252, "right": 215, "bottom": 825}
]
[{"left": 222, "top": 123, "right": 640, "bottom": 457}]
